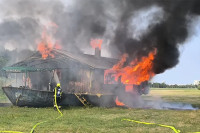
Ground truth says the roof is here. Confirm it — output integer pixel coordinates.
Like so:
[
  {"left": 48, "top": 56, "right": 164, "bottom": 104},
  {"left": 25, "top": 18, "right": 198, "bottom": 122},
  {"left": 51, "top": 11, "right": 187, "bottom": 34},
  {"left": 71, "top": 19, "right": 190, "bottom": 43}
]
[
  {"left": 57, "top": 49, "right": 118, "bottom": 69},
  {"left": 2, "top": 49, "right": 118, "bottom": 73}
]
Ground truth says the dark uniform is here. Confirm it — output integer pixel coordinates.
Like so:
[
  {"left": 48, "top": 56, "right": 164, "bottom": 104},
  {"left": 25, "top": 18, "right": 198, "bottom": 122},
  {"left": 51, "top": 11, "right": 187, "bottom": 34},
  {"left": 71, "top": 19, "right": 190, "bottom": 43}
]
[{"left": 53, "top": 83, "right": 62, "bottom": 107}]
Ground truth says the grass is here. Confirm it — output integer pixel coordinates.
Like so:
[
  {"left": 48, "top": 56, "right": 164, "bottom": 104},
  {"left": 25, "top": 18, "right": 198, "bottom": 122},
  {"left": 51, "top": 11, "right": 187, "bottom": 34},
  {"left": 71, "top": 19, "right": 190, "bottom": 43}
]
[
  {"left": 145, "top": 88, "right": 200, "bottom": 105},
  {"left": 0, "top": 78, "right": 5, "bottom": 100},
  {"left": 0, "top": 77, "right": 11, "bottom": 103},
  {"left": 151, "top": 88, "right": 196, "bottom": 90},
  {"left": 0, "top": 88, "right": 200, "bottom": 133},
  {"left": 0, "top": 88, "right": 7, "bottom": 101},
  {"left": 0, "top": 88, "right": 9, "bottom": 103},
  {"left": 0, "top": 107, "right": 200, "bottom": 133}
]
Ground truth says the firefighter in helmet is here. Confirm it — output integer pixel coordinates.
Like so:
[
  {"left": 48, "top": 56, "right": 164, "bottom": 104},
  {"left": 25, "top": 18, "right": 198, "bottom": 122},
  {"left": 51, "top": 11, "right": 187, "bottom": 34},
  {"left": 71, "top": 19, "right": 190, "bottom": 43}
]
[{"left": 53, "top": 83, "right": 62, "bottom": 108}]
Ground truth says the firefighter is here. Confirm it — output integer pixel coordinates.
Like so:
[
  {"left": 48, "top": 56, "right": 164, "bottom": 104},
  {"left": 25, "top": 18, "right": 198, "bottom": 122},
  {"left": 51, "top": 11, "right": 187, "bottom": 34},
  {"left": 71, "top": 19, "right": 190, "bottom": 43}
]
[{"left": 53, "top": 83, "right": 62, "bottom": 109}]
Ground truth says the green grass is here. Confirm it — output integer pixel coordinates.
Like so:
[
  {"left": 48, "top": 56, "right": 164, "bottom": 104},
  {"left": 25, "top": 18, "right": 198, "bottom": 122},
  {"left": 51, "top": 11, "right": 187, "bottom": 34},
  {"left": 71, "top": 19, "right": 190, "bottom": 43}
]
[
  {"left": 0, "top": 88, "right": 200, "bottom": 133},
  {"left": 151, "top": 88, "right": 197, "bottom": 90},
  {"left": 145, "top": 88, "right": 200, "bottom": 105},
  {"left": 0, "top": 78, "right": 10, "bottom": 103},
  {"left": 0, "top": 88, "right": 6, "bottom": 100},
  {"left": 0, "top": 88, "right": 9, "bottom": 103},
  {"left": 0, "top": 107, "right": 200, "bottom": 133}
]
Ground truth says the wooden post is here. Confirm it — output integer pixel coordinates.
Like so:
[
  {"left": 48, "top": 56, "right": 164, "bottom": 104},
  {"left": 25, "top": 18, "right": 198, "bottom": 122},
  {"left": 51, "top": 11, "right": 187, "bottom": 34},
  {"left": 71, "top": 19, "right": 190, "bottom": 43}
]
[
  {"left": 25, "top": 71, "right": 27, "bottom": 87},
  {"left": 89, "top": 69, "right": 93, "bottom": 93}
]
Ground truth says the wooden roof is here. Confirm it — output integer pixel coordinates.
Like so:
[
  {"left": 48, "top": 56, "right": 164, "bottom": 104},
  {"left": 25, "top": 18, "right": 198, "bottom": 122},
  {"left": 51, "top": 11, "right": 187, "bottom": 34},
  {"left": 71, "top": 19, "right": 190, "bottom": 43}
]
[{"left": 3, "top": 49, "right": 118, "bottom": 72}]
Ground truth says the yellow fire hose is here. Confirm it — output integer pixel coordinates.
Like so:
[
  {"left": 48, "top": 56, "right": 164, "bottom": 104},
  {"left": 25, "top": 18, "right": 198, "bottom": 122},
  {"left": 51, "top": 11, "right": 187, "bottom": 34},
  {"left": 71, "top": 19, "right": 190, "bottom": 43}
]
[
  {"left": 0, "top": 88, "right": 63, "bottom": 133},
  {"left": 0, "top": 90, "right": 199, "bottom": 133},
  {"left": 30, "top": 87, "right": 63, "bottom": 133},
  {"left": 122, "top": 118, "right": 200, "bottom": 133}
]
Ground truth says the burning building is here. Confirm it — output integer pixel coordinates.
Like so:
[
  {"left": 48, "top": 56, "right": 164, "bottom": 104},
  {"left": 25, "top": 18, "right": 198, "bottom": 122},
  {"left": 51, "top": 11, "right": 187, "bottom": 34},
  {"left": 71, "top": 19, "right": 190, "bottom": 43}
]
[
  {"left": 2, "top": 39, "right": 154, "bottom": 107},
  {"left": 1, "top": 0, "right": 200, "bottom": 108},
  {"left": 1, "top": 20, "right": 155, "bottom": 107},
  {"left": 2, "top": 47, "right": 119, "bottom": 107}
]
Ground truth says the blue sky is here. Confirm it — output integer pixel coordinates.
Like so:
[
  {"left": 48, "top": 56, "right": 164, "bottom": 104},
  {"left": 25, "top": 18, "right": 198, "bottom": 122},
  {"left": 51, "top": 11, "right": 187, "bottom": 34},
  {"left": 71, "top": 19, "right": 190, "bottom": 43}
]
[{"left": 153, "top": 18, "right": 200, "bottom": 84}]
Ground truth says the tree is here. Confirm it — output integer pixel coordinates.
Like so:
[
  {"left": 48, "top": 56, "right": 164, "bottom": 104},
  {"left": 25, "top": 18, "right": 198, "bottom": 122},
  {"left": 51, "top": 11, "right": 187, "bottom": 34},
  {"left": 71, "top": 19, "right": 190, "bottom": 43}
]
[
  {"left": 0, "top": 56, "right": 8, "bottom": 69},
  {"left": 0, "top": 56, "right": 9, "bottom": 77}
]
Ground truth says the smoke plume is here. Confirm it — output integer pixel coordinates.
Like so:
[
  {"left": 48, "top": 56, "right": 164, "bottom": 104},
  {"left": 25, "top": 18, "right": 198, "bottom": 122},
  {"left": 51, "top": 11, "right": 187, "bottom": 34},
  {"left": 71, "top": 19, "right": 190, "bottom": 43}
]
[
  {"left": 0, "top": 0, "right": 200, "bottom": 74},
  {"left": 111, "top": 0, "right": 200, "bottom": 74}
]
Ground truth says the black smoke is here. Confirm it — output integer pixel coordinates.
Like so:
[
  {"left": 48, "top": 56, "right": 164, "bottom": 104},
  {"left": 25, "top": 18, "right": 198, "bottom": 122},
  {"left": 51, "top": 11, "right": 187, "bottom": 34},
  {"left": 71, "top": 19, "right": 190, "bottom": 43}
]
[
  {"left": 0, "top": 0, "right": 200, "bottom": 74},
  {"left": 111, "top": 0, "right": 200, "bottom": 74}
]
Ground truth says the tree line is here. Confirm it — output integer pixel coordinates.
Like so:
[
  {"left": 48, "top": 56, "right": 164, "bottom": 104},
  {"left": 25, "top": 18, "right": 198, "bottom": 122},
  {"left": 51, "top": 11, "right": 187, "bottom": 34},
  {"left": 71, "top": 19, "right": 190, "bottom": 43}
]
[
  {"left": 0, "top": 47, "right": 34, "bottom": 76},
  {"left": 149, "top": 82, "right": 199, "bottom": 89}
]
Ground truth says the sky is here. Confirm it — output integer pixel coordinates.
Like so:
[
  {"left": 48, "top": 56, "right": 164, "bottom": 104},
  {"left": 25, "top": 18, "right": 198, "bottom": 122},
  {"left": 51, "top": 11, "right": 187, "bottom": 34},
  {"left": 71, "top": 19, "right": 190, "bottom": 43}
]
[{"left": 153, "top": 17, "right": 200, "bottom": 84}]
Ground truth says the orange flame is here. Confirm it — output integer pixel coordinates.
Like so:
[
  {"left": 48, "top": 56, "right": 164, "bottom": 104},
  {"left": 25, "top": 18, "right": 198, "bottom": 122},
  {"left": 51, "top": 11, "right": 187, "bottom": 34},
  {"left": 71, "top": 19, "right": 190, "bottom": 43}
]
[
  {"left": 115, "top": 96, "right": 125, "bottom": 106},
  {"left": 37, "top": 23, "right": 61, "bottom": 59},
  {"left": 125, "top": 85, "right": 134, "bottom": 92},
  {"left": 90, "top": 39, "right": 103, "bottom": 50},
  {"left": 105, "top": 49, "right": 156, "bottom": 86}
]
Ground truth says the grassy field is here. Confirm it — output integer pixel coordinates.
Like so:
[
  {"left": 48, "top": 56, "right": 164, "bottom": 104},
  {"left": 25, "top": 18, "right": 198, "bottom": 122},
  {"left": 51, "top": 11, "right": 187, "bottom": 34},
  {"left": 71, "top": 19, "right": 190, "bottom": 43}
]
[
  {"left": 0, "top": 88, "right": 200, "bottom": 133},
  {"left": 0, "top": 89, "right": 9, "bottom": 103},
  {"left": 146, "top": 88, "right": 200, "bottom": 105}
]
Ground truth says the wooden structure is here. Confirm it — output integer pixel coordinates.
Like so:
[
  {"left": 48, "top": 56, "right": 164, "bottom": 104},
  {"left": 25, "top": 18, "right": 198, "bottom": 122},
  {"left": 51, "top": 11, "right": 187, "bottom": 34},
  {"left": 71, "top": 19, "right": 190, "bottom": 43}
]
[{"left": 2, "top": 49, "right": 120, "bottom": 107}]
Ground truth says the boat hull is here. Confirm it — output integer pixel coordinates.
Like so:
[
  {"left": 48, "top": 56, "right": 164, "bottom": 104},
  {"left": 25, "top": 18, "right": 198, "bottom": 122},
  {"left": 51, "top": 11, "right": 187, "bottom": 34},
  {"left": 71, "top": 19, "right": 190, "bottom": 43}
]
[{"left": 2, "top": 87, "right": 116, "bottom": 107}]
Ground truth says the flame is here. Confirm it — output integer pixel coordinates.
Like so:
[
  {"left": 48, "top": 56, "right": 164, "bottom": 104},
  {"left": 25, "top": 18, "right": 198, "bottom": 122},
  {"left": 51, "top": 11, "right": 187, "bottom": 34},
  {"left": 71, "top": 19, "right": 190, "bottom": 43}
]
[
  {"left": 115, "top": 96, "right": 125, "bottom": 106},
  {"left": 90, "top": 39, "right": 103, "bottom": 50},
  {"left": 125, "top": 85, "right": 134, "bottom": 92},
  {"left": 105, "top": 49, "right": 157, "bottom": 86},
  {"left": 37, "top": 23, "right": 62, "bottom": 59}
]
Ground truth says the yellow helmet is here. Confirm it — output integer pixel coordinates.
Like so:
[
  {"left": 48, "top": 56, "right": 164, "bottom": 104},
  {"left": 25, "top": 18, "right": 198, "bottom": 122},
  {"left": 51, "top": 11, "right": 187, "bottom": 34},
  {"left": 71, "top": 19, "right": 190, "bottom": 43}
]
[{"left": 57, "top": 83, "right": 61, "bottom": 87}]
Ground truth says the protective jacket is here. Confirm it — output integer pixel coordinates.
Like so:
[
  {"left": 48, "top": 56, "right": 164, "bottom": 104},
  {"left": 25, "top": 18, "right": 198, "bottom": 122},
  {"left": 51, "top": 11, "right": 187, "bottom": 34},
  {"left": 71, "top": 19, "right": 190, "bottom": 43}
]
[{"left": 54, "top": 86, "right": 62, "bottom": 98}]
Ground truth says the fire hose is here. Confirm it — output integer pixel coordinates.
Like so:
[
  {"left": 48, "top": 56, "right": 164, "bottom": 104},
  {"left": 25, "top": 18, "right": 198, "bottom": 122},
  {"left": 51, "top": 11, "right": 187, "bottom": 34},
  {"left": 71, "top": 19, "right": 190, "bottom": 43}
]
[
  {"left": 30, "top": 87, "right": 63, "bottom": 133},
  {"left": 0, "top": 87, "right": 63, "bottom": 133},
  {"left": 0, "top": 92, "right": 199, "bottom": 133},
  {"left": 122, "top": 118, "right": 200, "bottom": 133}
]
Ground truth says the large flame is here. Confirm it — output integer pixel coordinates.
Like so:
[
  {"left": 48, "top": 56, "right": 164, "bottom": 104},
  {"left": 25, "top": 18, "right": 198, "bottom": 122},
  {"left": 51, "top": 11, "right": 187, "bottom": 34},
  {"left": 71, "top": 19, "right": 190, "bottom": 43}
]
[
  {"left": 105, "top": 49, "right": 156, "bottom": 85},
  {"left": 105, "top": 49, "right": 156, "bottom": 106},
  {"left": 37, "top": 22, "right": 61, "bottom": 59},
  {"left": 125, "top": 84, "right": 134, "bottom": 92},
  {"left": 90, "top": 39, "right": 103, "bottom": 50}
]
